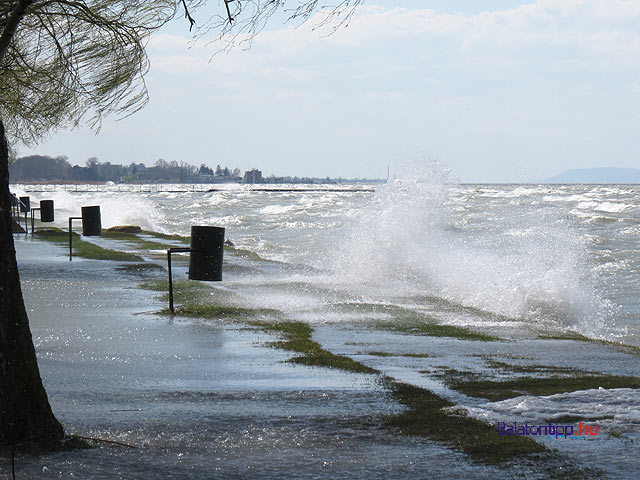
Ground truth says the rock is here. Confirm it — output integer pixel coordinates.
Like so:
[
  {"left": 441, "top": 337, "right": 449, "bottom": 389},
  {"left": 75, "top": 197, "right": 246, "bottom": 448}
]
[{"left": 107, "top": 225, "right": 142, "bottom": 233}]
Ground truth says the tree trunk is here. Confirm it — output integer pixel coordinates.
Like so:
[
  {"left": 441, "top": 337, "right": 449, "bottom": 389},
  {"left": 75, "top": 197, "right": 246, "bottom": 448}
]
[{"left": 0, "top": 118, "right": 64, "bottom": 447}]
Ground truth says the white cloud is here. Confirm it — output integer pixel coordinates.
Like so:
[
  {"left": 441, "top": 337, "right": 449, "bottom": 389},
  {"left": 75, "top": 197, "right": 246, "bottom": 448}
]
[{"left": 23, "top": 1, "right": 640, "bottom": 181}]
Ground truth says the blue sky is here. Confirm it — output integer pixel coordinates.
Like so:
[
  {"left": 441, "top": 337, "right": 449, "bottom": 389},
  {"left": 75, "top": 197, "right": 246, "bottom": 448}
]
[{"left": 21, "top": 1, "right": 640, "bottom": 182}]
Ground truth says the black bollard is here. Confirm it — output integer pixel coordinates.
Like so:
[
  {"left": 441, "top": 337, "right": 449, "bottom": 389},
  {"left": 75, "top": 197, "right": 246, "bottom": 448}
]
[
  {"left": 188, "top": 226, "right": 225, "bottom": 281},
  {"left": 30, "top": 200, "right": 55, "bottom": 233},
  {"left": 69, "top": 205, "right": 102, "bottom": 260},
  {"left": 19, "top": 196, "right": 30, "bottom": 213},
  {"left": 167, "top": 225, "right": 225, "bottom": 313},
  {"left": 81, "top": 206, "right": 102, "bottom": 236},
  {"left": 19, "top": 196, "right": 30, "bottom": 233},
  {"left": 40, "top": 200, "right": 54, "bottom": 222}
]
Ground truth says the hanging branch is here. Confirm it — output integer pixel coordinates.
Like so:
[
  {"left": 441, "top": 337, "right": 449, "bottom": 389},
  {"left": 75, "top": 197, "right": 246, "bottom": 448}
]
[
  {"left": 181, "top": 0, "right": 196, "bottom": 30},
  {"left": 224, "top": 0, "right": 234, "bottom": 24}
]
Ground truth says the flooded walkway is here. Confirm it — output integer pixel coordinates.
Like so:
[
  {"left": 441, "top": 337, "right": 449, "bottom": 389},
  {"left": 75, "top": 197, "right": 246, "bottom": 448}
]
[{"left": 6, "top": 236, "right": 525, "bottom": 479}]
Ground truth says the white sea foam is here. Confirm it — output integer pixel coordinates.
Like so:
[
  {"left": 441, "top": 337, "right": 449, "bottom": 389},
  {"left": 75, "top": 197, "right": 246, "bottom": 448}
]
[
  {"left": 260, "top": 204, "right": 297, "bottom": 215},
  {"left": 330, "top": 173, "right": 611, "bottom": 334},
  {"left": 23, "top": 190, "right": 166, "bottom": 233},
  {"left": 13, "top": 181, "right": 637, "bottom": 343},
  {"left": 575, "top": 201, "right": 630, "bottom": 213},
  {"left": 466, "top": 388, "right": 640, "bottom": 429}
]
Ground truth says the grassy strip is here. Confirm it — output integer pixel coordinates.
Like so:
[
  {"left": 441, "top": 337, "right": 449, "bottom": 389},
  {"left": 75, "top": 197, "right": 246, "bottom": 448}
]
[
  {"left": 367, "top": 351, "right": 431, "bottom": 358},
  {"left": 108, "top": 230, "right": 269, "bottom": 262},
  {"left": 484, "top": 359, "right": 587, "bottom": 375},
  {"left": 443, "top": 372, "right": 640, "bottom": 401},
  {"left": 35, "top": 229, "right": 142, "bottom": 262},
  {"left": 140, "top": 278, "right": 218, "bottom": 307},
  {"left": 384, "top": 380, "right": 546, "bottom": 463},
  {"left": 136, "top": 283, "right": 550, "bottom": 465},
  {"left": 255, "top": 322, "right": 554, "bottom": 464},
  {"left": 539, "top": 332, "right": 640, "bottom": 357},
  {"left": 544, "top": 415, "right": 615, "bottom": 424},
  {"left": 413, "top": 295, "right": 515, "bottom": 322},
  {"left": 103, "top": 231, "right": 178, "bottom": 251},
  {"left": 139, "top": 278, "right": 278, "bottom": 318},
  {"left": 251, "top": 321, "right": 379, "bottom": 374},
  {"left": 165, "top": 304, "right": 279, "bottom": 318},
  {"left": 139, "top": 278, "right": 214, "bottom": 304},
  {"left": 538, "top": 332, "right": 593, "bottom": 342},
  {"left": 115, "top": 263, "right": 165, "bottom": 273},
  {"left": 337, "top": 302, "right": 499, "bottom": 341},
  {"left": 375, "top": 320, "right": 499, "bottom": 341},
  {"left": 141, "top": 230, "right": 189, "bottom": 242}
]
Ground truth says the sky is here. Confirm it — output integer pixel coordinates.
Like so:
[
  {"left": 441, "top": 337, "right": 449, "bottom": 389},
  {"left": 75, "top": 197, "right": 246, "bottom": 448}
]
[{"left": 20, "top": 0, "right": 640, "bottom": 182}]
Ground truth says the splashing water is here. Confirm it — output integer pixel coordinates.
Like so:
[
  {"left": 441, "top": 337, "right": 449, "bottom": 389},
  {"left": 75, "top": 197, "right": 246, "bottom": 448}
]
[
  {"left": 330, "top": 173, "right": 613, "bottom": 334},
  {"left": 14, "top": 179, "right": 635, "bottom": 341},
  {"left": 16, "top": 189, "right": 167, "bottom": 233}
]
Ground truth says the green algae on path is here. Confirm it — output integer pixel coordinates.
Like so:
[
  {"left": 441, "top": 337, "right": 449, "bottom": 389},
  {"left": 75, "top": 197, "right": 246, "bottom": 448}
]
[
  {"left": 102, "top": 231, "right": 182, "bottom": 252},
  {"left": 374, "top": 319, "right": 500, "bottom": 341},
  {"left": 135, "top": 278, "right": 555, "bottom": 466},
  {"left": 384, "top": 381, "right": 546, "bottom": 464},
  {"left": 538, "top": 332, "right": 594, "bottom": 342},
  {"left": 539, "top": 331, "right": 640, "bottom": 357},
  {"left": 251, "top": 321, "right": 379, "bottom": 374},
  {"left": 139, "top": 278, "right": 230, "bottom": 306},
  {"left": 483, "top": 359, "right": 589, "bottom": 375},
  {"left": 139, "top": 278, "right": 279, "bottom": 319},
  {"left": 140, "top": 230, "right": 189, "bottom": 243},
  {"left": 544, "top": 414, "right": 615, "bottom": 424},
  {"left": 165, "top": 304, "right": 279, "bottom": 319},
  {"left": 440, "top": 370, "right": 640, "bottom": 401},
  {"left": 256, "top": 321, "right": 555, "bottom": 465},
  {"left": 35, "top": 229, "right": 142, "bottom": 262},
  {"left": 335, "top": 302, "right": 500, "bottom": 341},
  {"left": 366, "top": 351, "right": 431, "bottom": 358},
  {"left": 115, "top": 263, "right": 165, "bottom": 274},
  {"left": 139, "top": 278, "right": 211, "bottom": 302}
]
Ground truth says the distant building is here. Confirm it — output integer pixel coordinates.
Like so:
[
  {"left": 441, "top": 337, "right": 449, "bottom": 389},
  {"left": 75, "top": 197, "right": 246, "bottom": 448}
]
[
  {"left": 130, "top": 163, "right": 146, "bottom": 173},
  {"left": 243, "top": 169, "right": 263, "bottom": 184}
]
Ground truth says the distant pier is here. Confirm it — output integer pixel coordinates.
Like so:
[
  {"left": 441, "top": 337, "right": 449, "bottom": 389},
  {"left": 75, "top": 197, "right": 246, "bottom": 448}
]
[
  {"left": 206, "top": 187, "right": 375, "bottom": 193},
  {"left": 12, "top": 183, "right": 377, "bottom": 194}
]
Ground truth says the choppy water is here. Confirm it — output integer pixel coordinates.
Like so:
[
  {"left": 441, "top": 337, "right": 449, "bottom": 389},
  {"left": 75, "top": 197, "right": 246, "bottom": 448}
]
[
  {"left": 14, "top": 180, "right": 640, "bottom": 345},
  {"left": 9, "top": 179, "right": 640, "bottom": 478}
]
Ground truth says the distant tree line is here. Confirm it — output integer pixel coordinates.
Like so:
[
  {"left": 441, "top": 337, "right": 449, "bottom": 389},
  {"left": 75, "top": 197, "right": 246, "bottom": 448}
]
[
  {"left": 10, "top": 154, "right": 386, "bottom": 185},
  {"left": 9, "top": 155, "right": 242, "bottom": 183}
]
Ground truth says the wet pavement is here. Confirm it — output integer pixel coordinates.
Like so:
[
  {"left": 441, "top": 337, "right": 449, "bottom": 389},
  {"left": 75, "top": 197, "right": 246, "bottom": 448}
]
[
  {"left": 4, "top": 236, "right": 510, "bottom": 479},
  {"left": 5, "top": 235, "right": 639, "bottom": 479}
]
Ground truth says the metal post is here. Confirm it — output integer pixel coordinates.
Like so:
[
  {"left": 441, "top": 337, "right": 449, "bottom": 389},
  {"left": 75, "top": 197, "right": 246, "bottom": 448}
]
[
  {"left": 30, "top": 208, "right": 40, "bottom": 234},
  {"left": 19, "top": 197, "right": 30, "bottom": 234},
  {"left": 68, "top": 217, "right": 82, "bottom": 261},
  {"left": 166, "top": 247, "right": 192, "bottom": 314}
]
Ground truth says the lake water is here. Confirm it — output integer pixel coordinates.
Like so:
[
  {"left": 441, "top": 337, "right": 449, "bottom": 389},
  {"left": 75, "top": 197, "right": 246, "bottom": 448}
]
[
  {"left": 8, "top": 179, "right": 640, "bottom": 478},
  {"left": 13, "top": 180, "right": 640, "bottom": 345}
]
